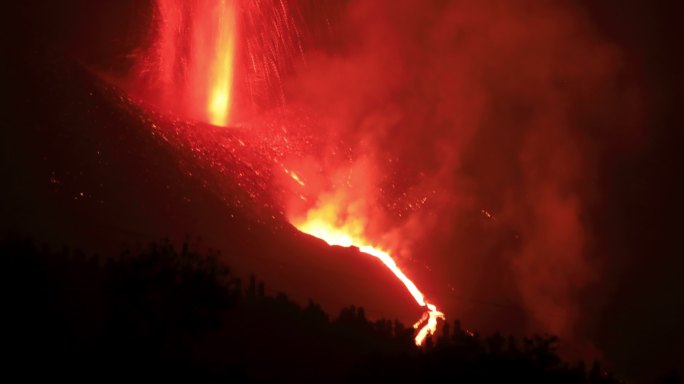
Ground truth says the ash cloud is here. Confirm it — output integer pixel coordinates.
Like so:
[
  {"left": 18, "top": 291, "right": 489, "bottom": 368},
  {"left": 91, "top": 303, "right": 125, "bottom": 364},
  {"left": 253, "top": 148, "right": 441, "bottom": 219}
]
[{"left": 283, "top": 0, "right": 640, "bottom": 356}]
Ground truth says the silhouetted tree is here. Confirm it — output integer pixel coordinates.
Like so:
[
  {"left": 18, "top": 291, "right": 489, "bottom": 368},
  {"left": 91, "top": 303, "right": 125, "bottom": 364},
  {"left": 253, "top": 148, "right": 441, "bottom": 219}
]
[{"left": 1, "top": 233, "right": 639, "bottom": 383}]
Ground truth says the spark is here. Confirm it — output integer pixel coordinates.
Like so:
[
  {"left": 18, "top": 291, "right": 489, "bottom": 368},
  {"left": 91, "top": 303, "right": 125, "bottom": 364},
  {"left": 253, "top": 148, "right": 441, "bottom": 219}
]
[{"left": 289, "top": 170, "right": 305, "bottom": 186}]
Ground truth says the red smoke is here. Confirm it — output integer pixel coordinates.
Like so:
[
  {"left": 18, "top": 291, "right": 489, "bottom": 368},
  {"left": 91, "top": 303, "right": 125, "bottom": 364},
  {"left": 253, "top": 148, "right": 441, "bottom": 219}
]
[{"left": 133, "top": 0, "right": 641, "bottom": 357}]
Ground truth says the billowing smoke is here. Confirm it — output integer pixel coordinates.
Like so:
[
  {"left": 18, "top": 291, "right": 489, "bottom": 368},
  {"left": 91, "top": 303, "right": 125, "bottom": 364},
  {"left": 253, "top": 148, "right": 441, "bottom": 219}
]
[
  {"left": 279, "top": 0, "right": 640, "bottom": 355},
  {"left": 126, "top": 0, "right": 643, "bottom": 357}
]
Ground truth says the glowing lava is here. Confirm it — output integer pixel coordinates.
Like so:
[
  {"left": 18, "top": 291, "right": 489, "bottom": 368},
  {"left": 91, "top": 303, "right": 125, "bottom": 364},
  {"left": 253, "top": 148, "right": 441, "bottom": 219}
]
[
  {"left": 294, "top": 205, "right": 445, "bottom": 346},
  {"left": 143, "top": 0, "right": 446, "bottom": 346},
  {"left": 153, "top": 0, "right": 237, "bottom": 126},
  {"left": 206, "top": 1, "right": 237, "bottom": 127}
]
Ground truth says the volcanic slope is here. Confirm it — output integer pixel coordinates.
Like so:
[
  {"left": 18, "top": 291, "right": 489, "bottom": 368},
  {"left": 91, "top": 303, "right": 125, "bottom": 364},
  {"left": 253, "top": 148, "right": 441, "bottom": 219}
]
[{"left": 2, "top": 53, "right": 421, "bottom": 325}]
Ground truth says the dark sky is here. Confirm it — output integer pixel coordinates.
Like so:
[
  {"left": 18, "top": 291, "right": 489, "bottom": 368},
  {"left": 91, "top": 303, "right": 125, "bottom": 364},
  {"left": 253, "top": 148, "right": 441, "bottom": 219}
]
[
  {"left": 3, "top": 1, "right": 683, "bottom": 382},
  {"left": 577, "top": 0, "right": 684, "bottom": 378}
]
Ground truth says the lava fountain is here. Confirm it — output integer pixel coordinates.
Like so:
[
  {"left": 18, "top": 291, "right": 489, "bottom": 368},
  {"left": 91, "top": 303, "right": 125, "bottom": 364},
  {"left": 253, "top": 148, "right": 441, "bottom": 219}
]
[
  {"left": 151, "top": 0, "right": 237, "bottom": 126},
  {"left": 293, "top": 201, "right": 445, "bottom": 345}
]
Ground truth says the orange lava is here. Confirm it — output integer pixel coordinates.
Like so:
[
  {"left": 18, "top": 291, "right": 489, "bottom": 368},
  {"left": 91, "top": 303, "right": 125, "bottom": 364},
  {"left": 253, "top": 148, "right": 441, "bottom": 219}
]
[
  {"left": 206, "top": 0, "right": 237, "bottom": 126},
  {"left": 293, "top": 205, "right": 444, "bottom": 346}
]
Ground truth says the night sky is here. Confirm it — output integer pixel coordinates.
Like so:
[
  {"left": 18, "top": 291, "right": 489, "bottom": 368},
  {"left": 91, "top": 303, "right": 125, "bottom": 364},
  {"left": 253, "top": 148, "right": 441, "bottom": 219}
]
[{"left": 3, "top": 1, "right": 683, "bottom": 381}]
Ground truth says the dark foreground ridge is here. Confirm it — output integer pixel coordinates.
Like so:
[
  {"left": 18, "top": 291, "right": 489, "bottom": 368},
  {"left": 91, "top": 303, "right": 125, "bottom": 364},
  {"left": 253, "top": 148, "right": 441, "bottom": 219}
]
[{"left": 4, "top": 232, "right": 671, "bottom": 383}]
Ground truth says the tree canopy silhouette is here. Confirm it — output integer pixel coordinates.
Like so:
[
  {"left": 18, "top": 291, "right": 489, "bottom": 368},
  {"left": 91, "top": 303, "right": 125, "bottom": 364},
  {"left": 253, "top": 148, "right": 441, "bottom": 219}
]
[{"left": 0, "top": 233, "right": 660, "bottom": 383}]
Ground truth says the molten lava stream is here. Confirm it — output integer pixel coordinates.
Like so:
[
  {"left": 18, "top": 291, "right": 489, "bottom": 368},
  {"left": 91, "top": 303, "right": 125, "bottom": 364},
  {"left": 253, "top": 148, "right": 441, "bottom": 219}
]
[{"left": 294, "top": 220, "right": 445, "bottom": 346}]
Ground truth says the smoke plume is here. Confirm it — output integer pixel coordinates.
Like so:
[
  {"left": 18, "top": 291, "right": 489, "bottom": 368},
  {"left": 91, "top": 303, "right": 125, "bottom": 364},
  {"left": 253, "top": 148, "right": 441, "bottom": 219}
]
[{"left": 280, "top": 0, "right": 639, "bottom": 354}]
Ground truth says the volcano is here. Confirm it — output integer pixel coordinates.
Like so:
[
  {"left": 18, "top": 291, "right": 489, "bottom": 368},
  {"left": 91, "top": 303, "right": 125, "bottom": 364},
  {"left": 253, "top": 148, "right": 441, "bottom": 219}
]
[
  {"left": 2, "top": 51, "right": 425, "bottom": 328},
  {"left": 5, "top": 0, "right": 684, "bottom": 381}
]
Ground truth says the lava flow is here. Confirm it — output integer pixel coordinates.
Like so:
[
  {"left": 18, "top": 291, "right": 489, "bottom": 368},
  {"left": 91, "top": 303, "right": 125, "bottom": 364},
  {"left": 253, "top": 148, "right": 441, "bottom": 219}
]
[{"left": 292, "top": 193, "right": 444, "bottom": 345}]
